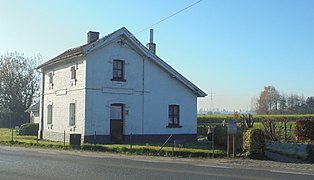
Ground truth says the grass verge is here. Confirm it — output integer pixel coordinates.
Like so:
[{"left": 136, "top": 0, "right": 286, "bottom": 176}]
[{"left": 0, "top": 128, "right": 224, "bottom": 158}]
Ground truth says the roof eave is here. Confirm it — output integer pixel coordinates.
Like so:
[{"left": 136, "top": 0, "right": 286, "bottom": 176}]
[{"left": 36, "top": 53, "right": 84, "bottom": 70}]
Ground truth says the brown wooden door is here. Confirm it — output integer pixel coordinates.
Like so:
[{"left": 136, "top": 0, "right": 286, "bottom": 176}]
[{"left": 110, "top": 104, "right": 124, "bottom": 143}]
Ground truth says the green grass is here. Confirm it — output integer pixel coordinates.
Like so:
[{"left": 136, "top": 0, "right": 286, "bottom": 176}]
[
  {"left": 0, "top": 128, "right": 224, "bottom": 158},
  {"left": 198, "top": 114, "right": 314, "bottom": 125}
]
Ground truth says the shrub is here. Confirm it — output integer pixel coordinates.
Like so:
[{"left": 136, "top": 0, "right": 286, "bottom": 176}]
[
  {"left": 243, "top": 128, "right": 265, "bottom": 159},
  {"left": 295, "top": 120, "right": 314, "bottom": 142},
  {"left": 307, "top": 140, "right": 314, "bottom": 163},
  {"left": 261, "top": 118, "right": 285, "bottom": 141},
  {"left": 18, "top": 123, "right": 39, "bottom": 136},
  {"left": 214, "top": 125, "right": 246, "bottom": 153},
  {"left": 197, "top": 125, "right": 208, "bottom": 137}
]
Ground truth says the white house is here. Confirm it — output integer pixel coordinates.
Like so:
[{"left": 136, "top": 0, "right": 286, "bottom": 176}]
[
  {"left": 25, "top": 101, "right": 40, "bottom": 124},
  {"left": 36, "top": 27, "right": 206, "bottom": 144}
]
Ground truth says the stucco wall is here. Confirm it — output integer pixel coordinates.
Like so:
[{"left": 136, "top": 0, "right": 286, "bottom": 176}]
[
  {"left": 84, "top": 41, "right": 144, "bottom": 136},
  {"left": 143, "top": 58, "right": 197, "bottom": 135},
  {"left": 40, "top": 36, "right": 199, "bottom": 143},
  {"left": 84, "top": 39, "right": 197, "bottom": 139},
  {"left": 41, "top": 57, "right": 86, "bottom": 142}
]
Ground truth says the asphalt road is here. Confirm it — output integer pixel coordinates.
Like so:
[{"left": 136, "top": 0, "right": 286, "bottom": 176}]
[{"left": 0, "top": 146, "right": 313, "bottom": 180}]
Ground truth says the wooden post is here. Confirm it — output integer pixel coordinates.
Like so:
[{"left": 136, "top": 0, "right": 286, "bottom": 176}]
[
  {"left": 36, "top": 132, "right": 39, "bottom": 146},
  {"left": 130, "top": 133, "right": 133, "bottom": 154},
  {"left": 172, "top": 141, "right": 175, "bottom": 157},
  {"left": 212, "top": 132, "right": 215, "bottom": 158},
  {"left": 94, "top": 131, "right": 96, "bottom": 147},
  {"left": 227, "top": 135, "right": 230, "bottom": 157},
  {"left": 233, "top": 135, "right": 235, "bottom": 158},
  {"left": 63, "top": 130, "right": 66, "bottom": 149}
]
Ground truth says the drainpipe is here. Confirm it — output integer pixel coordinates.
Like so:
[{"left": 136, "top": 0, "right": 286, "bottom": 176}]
[
  {"left": 37, "top": 69, "right": 45, "bottom": 139},
  {"left": 141, "top": 57, "right": 145, "bottom": 135}
]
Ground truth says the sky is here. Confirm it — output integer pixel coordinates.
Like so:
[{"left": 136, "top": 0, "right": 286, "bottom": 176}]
[{"left": 1, "top": 0, "right": 314, "bottom": 111}]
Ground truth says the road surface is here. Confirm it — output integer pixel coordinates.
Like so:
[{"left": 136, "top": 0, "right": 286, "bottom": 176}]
[{"left": 0, "top": 146, "right": 313, "bottom": 180}]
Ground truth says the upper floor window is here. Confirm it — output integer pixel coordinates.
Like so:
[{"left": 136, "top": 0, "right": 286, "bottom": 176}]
[
  {"left": 48, "top": 72, "right": 54, "bottom": 89},
  {"left": 70, "top": 66, "right": 76, "bottom": 80},
  {"left": 111, "top": 60, "right": 125, "bottom": 81},
  {"left": 167, "top": 105, "right": 181, "bottom": 128},
  {"left": 48, "top": 73, "right": 53, "bottom": 84}
]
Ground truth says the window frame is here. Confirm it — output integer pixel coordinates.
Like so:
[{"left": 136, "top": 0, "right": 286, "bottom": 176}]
[
  {"left": 69, "top": 103, "right": 76, "bottom": 126},
  {"left": 48, "top": 73, "right": 53, "bottom": 84},
  {"left": 48, "top": 72, "right": 54, "bottom": 89},
  {"left": 70, "top": 66, "right": 77, "bottom": 80},
  {"left": 167, "top": 105, "right": 182, "bottom": 128},
  {"left": 111, "top": 59, "right": 126, "bottom": 81},
  {"left": 47, "top": 105, "right": 53, "bottom": 125}
]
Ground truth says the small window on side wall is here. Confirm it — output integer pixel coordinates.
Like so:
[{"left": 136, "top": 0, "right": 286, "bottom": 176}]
[
  {"left": 167, "top": 105, "right": 182, "bottom": 128},
  {"left": 47, "top": 105, "right": 53, "bottom": 125},
  {"left": 48, "top": 72, "right": 54, "bottom": 89},
  {"left": 111, "top": 60, "right": 125, "bottom": 81},
  {"left": 70, "top": 66, "right": 76, "bottom": 80},
  {"left": 69, "top": 103, "right": 76, "bottom": 126},
  {"left": 48, "top": 73, "right": 53, "bottom": 84}
]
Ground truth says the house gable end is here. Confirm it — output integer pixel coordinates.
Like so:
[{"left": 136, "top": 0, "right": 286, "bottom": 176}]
[{"left": 83, "top": 27, "right": 207, "bottom": 97}]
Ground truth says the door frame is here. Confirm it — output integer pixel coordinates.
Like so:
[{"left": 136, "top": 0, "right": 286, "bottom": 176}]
[{"left": 110, "top": 103, "right": 124, "bottom": 143}]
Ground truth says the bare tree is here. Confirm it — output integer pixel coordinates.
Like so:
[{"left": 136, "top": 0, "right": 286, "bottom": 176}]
[{"left": 0, "top": 52, "right": 41, "bottom": 127}]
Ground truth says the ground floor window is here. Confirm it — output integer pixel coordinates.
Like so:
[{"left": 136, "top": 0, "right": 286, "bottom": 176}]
[
  {"left": 47, "top": 105, "right": 53, "bottom": 124},
  {"left": 69, "top": 103, "right": 76, "bottom": 126},
  {"left": 167, "top": 105, "right": 181, "bottom": 128}
]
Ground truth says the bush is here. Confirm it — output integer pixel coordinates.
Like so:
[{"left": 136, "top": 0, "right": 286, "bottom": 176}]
[
  {"left": 243, "top": 129, "right": 265, "bottom": 158},
  {"left": 261, "top": 118, "right": 284, "bottom": 141},
  {"left": 214, "top": 125, "right": 246, "bottom": 153},
  {"left": 18, "top": 123, "right": 39, "bottom": 136},
  {"left": 295, "top": 120, "right": 314, "bottom": 142}
]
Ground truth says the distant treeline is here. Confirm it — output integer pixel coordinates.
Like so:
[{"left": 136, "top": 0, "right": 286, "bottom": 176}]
[{"left": 197, "top": 114, "right": 314, "bottom": 125}]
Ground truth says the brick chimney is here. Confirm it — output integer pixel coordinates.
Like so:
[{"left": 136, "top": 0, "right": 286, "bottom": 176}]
[
  {"left": 87, "top": 31, "right": 99, "bottom": 44},
  {"left": 146, "top": 29, "right": 156, "bottom": 54}
]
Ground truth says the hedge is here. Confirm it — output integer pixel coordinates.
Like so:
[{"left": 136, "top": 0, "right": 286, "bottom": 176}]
[
  {"left": 243, "top": 128, "right": 265, "bottom": 159},
  {"left": 213, "top": 125, "right": 247, "bottom": 153},
  {"left": 18, "top": 123, "right": 39, "bottom": 136},
  {"left": 295, "top": 120, "right": 314, "bottom": 142}
]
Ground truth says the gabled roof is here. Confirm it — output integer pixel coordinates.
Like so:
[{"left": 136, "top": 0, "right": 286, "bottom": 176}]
[
  {"left": 25, "top": 101, "right": 40, "bottom": 112},
  {"left": 37, "top": 27, "right": 207, "bottom": 97}
]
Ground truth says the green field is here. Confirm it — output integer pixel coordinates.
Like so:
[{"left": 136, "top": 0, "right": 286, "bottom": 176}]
[{"left": 198, "top": 114, "right": 314, "bottom": 125}]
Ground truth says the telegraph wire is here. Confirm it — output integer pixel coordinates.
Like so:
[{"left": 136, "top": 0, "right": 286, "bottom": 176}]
[{"left": 134, "top": 0, "right": 203, "bottom": 35}]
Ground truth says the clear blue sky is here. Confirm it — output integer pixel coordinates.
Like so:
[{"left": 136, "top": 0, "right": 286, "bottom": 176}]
[{"left": 1, "top": 0, "right": 314, "bottom": 111}]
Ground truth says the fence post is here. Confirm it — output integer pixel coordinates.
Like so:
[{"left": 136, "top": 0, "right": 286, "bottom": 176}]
[
  {"left": 63, "top": 130, "right": 66, "bottom": 149},
  {"left": 11, "top": 126, "right": 14, "bottom": 142},
  {"left": 157, "top": 134, "right": 173, "bottom": 155},
  {"left": 36, "top": 131, "right": 39, "bottom": 146},
  {"left": 172, "top": 140, "right": 175, "bottom": 157},
  {"left": 227, "top": 135, "right": 230, "bottom": 157},
  {"left": 130, "top": 133, "right": 133, "bottom": 154},
  {"left": 232, "top": 135, "right": 235, "bottom": 158},
  {"left": 212, "top": 132, "right": 215, "bottom": 158},
  {"left": 94, "top": 131, "right": 96, "bottom": 147}
]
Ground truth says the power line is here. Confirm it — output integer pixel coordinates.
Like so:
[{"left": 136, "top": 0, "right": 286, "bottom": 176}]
[{"left": 135, "top": 0, "right": 203, "bottom": 35}]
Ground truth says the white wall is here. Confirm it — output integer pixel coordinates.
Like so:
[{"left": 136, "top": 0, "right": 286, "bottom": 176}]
[
  {"left": 143, "top": 58, "right": 197, "bottom": 135},
  {"left": 84, "top": 38, "right": 197, "bottom": 136},
  {"left": 41, "top": 57, "right": 86, "bottom": 141},
  {"left": 84, "top": 40, "right": 144, "bottom": 136},
  {"left": 40, "top": 35, "right": 198, "bottom": 142}
]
